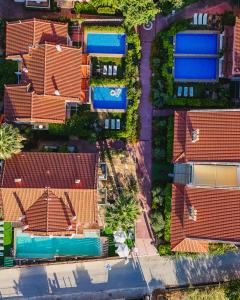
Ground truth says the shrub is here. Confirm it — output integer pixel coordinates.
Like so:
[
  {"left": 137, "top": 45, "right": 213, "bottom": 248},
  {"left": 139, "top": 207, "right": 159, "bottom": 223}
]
[
  {"left": 158, "top": 244, "right": 171, "bottom": 255},
  {"left": 84, "top": 25, "right": 125, "bottom": 33},
  {"left": 74, "top": 2, "right": 97, "bottom": 14},
  {"left": 90, "top": 78, "right": 126, "bottom": 86},
  {"left": 166, "top": 116, "right": 174, "bottom": 163},
  {"left": 209, "top": 243, "right": 238, "bottom": 255},
  {"left": 225, "top": 280, "right": 240, "bottom": 300},
  {"left": 150, "top": 211, "right": 165, "bottom": 239},
  {"left": 222, "top": 11, "right": 236, "bottom": 26},
  {"left": 152, "top": 186, "right": 164, "bottom": 209}
]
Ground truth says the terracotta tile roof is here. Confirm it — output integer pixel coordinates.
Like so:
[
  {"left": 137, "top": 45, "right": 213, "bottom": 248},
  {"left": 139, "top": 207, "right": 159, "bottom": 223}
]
[
  {"left": 21, "top": 43, "right": 90, "bottom": 101},
  {"left": 1, "top": 152, "right": 100, "bottom": 232},
  {"left": 4, "top": 84, "right": 32, "bottom": 122},
  {"left": 171, "top": 109, "right": 240, "bottom": 252},
  {"left": 1, "top": 152, "right": 99, "bottom": 189},
  {"left": 171, "top": 184, "right": 240, "bottom": 252},
  {"left": 4, "top": 84, "right": 75, "bottom": 124},
  {"left": 233, "top": 17, "right": 240, "bottom": 76},
  {"left": 6, "top": 18, "right": 68, "bottom": 57},
  {"left": 24, "top": 189, "right": 75, "bottom": 234},
  {"left": 2, "top": 188, "right": 99, "bottom": 232},
  {"left": 173, "top": 110, "right": 240, "bottom": 162}
]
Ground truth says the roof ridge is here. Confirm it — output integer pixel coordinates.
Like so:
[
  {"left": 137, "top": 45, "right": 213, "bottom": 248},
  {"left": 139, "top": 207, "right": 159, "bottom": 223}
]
[
  {"left": 43, "top": 44, "right": 47, "bottom": 95},
  {"left": 33, "top": 18, "right": 36, "bottom": 47}
]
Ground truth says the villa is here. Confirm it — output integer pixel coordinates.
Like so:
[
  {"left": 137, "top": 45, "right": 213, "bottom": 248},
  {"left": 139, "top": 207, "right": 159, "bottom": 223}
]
[
  {"left": 4, "top": 19, "right": 127, "bottom": 127},
  {"left": 0, "top": 152, "right": 104, "bottom": 259},
  {"left": 4, "top": 19, "right": 90, "bottom": 126},
  {"left": 171, "top": 109, "right": 240, "bottom": 253}
]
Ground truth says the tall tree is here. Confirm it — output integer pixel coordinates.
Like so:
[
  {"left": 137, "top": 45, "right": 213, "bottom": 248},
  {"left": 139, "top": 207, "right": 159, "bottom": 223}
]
[
  {"left": 106, "top": 193, "right": 140, "bottom": 231},
  {"left": 0, "top": 124, "right": 25, "bottom": 160}
]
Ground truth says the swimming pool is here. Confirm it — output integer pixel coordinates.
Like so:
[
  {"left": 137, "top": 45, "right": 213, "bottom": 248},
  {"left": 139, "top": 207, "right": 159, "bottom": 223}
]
[
  {"left": 87, "top": 33, "right": 126, "bottom": 55},
  {"left": 175, "top": 33, "right": 218, "bottom": 55},
  {"left": 174, "top": 57, "right": 217, "bottom": 80},
  {"left": 92, "top": 87, "right": 127, "bottom": 110},
  {"left": 16, "top": 234, "right": 102, "bottom": 259}
]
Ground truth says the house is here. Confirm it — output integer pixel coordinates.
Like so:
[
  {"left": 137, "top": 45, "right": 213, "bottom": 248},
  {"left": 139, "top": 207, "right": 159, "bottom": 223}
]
[
  {"left": 4, "top": 19, "right": 90, "bottom": 125},
  {"left": 171, "top": 110, "right": 240, "bottom": 253},
  {"left": 14, "top": 0, "right": 50, "bottom": 9},
  {"left": 0, "top": 152, "right": 100, "bottom": 236}
]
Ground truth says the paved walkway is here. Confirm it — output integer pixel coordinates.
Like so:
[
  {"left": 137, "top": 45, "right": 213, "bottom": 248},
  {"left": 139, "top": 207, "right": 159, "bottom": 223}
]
[
  {"left": 1, "top": 253, "right": 240, "bottom": 299},
  {"left": 134, "top": 0, "right": 233, "bottom": 256}
]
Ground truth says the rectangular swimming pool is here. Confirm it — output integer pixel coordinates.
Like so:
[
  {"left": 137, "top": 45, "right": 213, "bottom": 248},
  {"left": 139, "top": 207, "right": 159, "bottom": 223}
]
[
  {"left": 92, "top": 87, "right": 127, "bottom": 110},
  {"left": 87, "top": 33, "right": 126, "bottom": 55},
  {"left": 175, "top": 33, "right": 218, "bottom": 55},
  {"left": 174, "top": 57, "right": 218, "bottom": 81},
  {"left": 16, "top": 234, "right": 102, "bottom": 259}
]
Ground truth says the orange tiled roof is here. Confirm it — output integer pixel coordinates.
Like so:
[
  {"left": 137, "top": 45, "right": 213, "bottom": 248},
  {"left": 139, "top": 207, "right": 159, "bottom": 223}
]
[
  {"left": 171, "top": 109, "right": 240, "bottom": 252},
  {"left": 1, "top": 152, "right": 99, "bottom": 189},
  {"left": 233, "top": 17, "right": 240, "bottom": 76},
  {"left": 6, "top": 18, "right": 68, "bottom": 57},
  {"left": 4, "top": 84, "right": 75, "bottom": 124},
  {"left": 24, "top": 189, "right": 75, "bottom": 234},
  {"left": 171, "top": 184, "right": 240, "bottom": 252},
  {"left": 1, "top": 152, "right": 100, "bottom": 232},
  {"left": 173, "top": 110, "right": 240, "bottom": 163},
  {"left": 21, "top": 43, "right": 89, "bottom": 100}
]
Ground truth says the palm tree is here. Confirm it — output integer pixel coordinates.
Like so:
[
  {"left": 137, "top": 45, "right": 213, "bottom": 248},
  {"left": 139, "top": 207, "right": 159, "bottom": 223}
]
[
  {"left": 106, "top": 193, "right": 140, "bottom": 231},
  {"left": 0, "top": 124, "right": 25, "bottom": 160}
]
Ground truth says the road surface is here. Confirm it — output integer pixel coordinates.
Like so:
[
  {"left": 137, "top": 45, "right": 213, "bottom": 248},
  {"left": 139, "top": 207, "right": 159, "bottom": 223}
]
[{"left": 1, "top": 253, "right": 240, "bottom": 299}]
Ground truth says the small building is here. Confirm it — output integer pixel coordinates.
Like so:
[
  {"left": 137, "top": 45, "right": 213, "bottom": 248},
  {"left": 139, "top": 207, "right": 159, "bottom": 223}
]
[
  {"left": 0, "top": 152, "right": 104, "bottom": 259},
  {"left": 171, "top": 110, "right": 240, "bottom": 253}
]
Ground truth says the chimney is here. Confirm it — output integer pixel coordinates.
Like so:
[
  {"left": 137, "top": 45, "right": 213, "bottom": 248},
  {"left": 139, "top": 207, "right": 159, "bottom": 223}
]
[
  {"left": 14, "top": 178, "right": 22, "bottom": 183},
  {"left": 72, "top": 215, "right": 77, "bottom": 221},
  {"left": 67, "top": 225, "right": 73, "bottom": 231},
  {"left": 54, "top": 90, "right": 60, "bottom": 96},
  {"left": 23, "top": 225, "right": 29, "bottom": 230},
  {"left": 56, "top": 45, "right": 62, "bottom": 52},
  {"left": 188, "top": 205, "right": 197, "bottom": 221},
  {"left": 75, "top": 179, "right": 80, "bottom": 184},
  {"left": 191, "top": 129, "right": 200, "bottom": 143},
  {"left": 22, "top": 67, "right": 28, "bottom": 73}
]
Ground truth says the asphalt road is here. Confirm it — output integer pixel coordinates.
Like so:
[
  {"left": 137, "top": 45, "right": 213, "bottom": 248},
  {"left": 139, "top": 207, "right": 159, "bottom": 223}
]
[{"left": 1, "top": 253, "right": 240, "bottom": 299}]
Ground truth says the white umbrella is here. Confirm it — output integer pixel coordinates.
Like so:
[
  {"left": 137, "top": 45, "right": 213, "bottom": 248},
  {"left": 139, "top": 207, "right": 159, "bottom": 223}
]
[
  {"left": 113, "top": 230, "right": 127, "bottom": 244},
  {"left": 116, "top": 243, "right": 129, "bottom": 258}
]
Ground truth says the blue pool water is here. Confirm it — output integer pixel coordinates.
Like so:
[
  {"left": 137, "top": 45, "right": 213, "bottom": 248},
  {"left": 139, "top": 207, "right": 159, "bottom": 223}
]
[
  {"left": 16, "top": 234, "right": 102, "bottom": 259},
  {"left": 175, "top": 33, "right": 218, "bottom": 55},
  {"left": 93, "top": 87, "right": 127, "bottom": 109},
  {"left": 87, "top": 33, "right": 126, "bottom": 55},
  {"left": 174, "top": 57, "right": 217, "bottom": 80}
]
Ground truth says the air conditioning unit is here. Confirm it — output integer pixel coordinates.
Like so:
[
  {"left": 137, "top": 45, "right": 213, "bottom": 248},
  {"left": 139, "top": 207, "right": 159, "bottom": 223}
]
[{"left": 33, "top": 124, "right": 49, "bottom": 130}]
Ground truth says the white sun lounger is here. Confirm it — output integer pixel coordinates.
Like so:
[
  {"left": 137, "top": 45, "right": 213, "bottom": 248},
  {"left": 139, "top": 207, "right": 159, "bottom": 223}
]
[
  {"left": 177, "top": 86, "right": 183, "bottom": 97},
  {"left": 116, "top": 119, "right": 120, "bottom": 130},
  {"left": 111, "top": 119, "right": 115, "bottom": 130},
  {"left": 193, "top": 13, "right": 198, "bottom": 25},
  {"left": 0, "top": 221, "right": 3, "bottom": 226},
  {"left": 202, "top": 13, "right": 208, "bottom": 25},
  {"left": 184, "top": 87, "right": 188, "bottom": 97},
  {"left": 103, "top": 65, "right": 107, "bottom": 75},
  {"left": 0, "top": 227, "right": 3, "bottom": 232},
  {"left": 113, "top": 65, "right": 118, "bottom": 76},
  {"left": 0, "top": 252, "right": 3, "bottom": 257},
  {"left": 108, "top": 65, "right": 113, "bottom": 76},
  {"left": 105, "top": 119, "right": 109, "bottom": 129},
  {"left": 189, "top": 87, "right": 194, "bottom": 97},
  {"left": 0, "top": 246, "right": 3, "bottom": 251},
  {"left": 198, "top": 13, "right": 203, "bottom": 25}
]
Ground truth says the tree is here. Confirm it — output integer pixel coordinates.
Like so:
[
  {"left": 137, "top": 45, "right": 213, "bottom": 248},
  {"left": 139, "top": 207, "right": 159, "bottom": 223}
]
[
  {"left": 0, "top": 124, "right": 25, "bottom": 160},
  {"left": 117, "top": 0, "right": 159, "bottom": 29},
  {"left": 105, "top": 193, "right": 140, "bottom": 231},
  {"left": 225, "top": 280, "right": 240, "bottom": 300}
]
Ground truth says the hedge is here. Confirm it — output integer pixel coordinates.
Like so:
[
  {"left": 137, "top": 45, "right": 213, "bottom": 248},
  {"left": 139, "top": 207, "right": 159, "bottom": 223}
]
[
  {"left": 84, "top": 25, "right": 125, "bottom": 33},
  {"left": 165, "top": 97, "right": 229, "bottom": 108},
  {"left": 97, "top": 7, "right": 116, "bottom": 15},
  {"left": 90, "top": 78, "right": 126, "bottom": 86}
]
